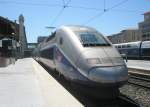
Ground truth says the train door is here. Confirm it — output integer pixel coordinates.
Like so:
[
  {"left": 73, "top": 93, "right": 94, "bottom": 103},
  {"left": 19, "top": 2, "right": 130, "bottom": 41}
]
[{"left": 141, "top": 41, "right": 150, "bottom": 59}]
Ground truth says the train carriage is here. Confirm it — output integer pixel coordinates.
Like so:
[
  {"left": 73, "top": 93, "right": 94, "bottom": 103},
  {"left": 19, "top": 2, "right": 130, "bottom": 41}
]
[
  {"left": 114, "top": 41, "right": 150, "bottom": 60},
  {"left": 34, "top": 25, "right": 128, "bottom": 98},
  {"left": 141, "top": 41, "right": 150, "bottom": 59}
]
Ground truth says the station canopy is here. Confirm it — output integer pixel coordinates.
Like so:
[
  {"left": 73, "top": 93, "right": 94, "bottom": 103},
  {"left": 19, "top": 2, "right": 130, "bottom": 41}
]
[{"left": 0, "top": 16, "right": 19, "bottom": 41}]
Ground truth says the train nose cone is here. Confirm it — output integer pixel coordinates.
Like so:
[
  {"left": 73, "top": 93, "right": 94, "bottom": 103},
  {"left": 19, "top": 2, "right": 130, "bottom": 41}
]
[{"left": 88, "top": 65, "right": 128, "bottom": 85}]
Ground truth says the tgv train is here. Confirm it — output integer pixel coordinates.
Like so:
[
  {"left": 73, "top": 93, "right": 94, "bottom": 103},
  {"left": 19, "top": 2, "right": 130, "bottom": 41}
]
[
  {"left": 114, "top": 41, "right": 150, "bottom": 59},
  {"left": 34, "top": 25, "right": 128, "bottom": 97}
]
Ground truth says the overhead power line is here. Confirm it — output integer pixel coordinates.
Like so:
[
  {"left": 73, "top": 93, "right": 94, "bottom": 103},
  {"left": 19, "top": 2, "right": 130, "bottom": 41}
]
[
  {"left": 50, "top": 0, "right": 71, "bottom": 25},
  {"left": 50, "top": 8, "right": 65, "bottom": 25},
  {"left": 83, "top": 0, "right": 129, "bottom": 25},
  {"left": 0, "top": 0, "right": 144, "bottom": 13},
  {"left": 83, "top": 12, "right": 105, "bottom": 25},
  {"left": 0, "top": 0, "right": 120, "bottom": 11},
  {"left": 0, "top": 0, "right": 145, "bottom": 26},
  {"left": 104, "top": 0, "right": 106, "bottom": 12},
  {"left": 107, "top": 0, "right": 129, "bottom": 10}
]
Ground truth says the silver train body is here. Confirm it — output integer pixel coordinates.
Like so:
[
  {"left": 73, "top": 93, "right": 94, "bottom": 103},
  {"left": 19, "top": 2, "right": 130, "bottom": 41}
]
[{"left": 35, "top": 25, "right": 128, "bottom": 89}]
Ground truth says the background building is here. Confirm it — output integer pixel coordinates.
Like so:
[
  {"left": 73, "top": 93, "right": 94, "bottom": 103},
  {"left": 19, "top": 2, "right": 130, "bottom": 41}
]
[
  {"left": 24, "top": 43, "right": 37, "bottom": 57},
  {"left": 0, "top": 15, "right": 27, "bottom": 58},
  {"left": 37, "top": 36, "right": 48, "bottom": 44},
  {"left": 139, "top": 12, "right": 150, "bottom": 41},
  {"left": 108, "top": 11, "right": 150, "bottom": 44},
  {"left": 107, "top": 29, "right": 140, "bottom": 44}
]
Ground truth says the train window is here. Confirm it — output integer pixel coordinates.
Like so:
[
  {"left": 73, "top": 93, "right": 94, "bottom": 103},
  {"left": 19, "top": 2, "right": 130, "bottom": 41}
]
[
  {"left": 141, "top": 41, "right": 150, "bottom": 48},
  {"left": 127, "top": 44, "right": 131, "bottom": 48},
  {"left": 131, "top": 44, "right": 139, "bottom": 48},
  {"left": 122, "top": 45, "right": 126, "bottom": 48},
  {"left": 116, "top": 42, "right": 140, "bottom": 49},
  {"left": 76, "top": 32, "right": 110, "bottom": 47},
  {"left": 49, "top": 48, "right": 54, "bottom": 59},
  {"left": 40, "top": 47, "right": 54, "bottom": 59},
  {"left": 118, "top": 45, "right": 121, "bottom": 48}
]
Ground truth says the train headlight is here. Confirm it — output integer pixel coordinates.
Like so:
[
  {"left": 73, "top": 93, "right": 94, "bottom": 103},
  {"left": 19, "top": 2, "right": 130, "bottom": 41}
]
[{"left": 87, "top": 58, "right": 101, "bottom": 64}]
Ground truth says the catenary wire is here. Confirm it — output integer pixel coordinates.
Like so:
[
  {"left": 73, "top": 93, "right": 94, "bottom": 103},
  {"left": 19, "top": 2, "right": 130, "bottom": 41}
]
[
  {"left": 83, "top": 0, "right": 129, "bottom": 25},
  {"left": 0, "top": 0, "right": 144, "bottom": 13},
  {"left": 0, "top": 0, "right": 146, "bottom": 25},
  {"left": 50, "top": 0, "right": 71, "bottom": 25},
  {"left": 50, "top": 7, "right": 65, "bottom": 25}
]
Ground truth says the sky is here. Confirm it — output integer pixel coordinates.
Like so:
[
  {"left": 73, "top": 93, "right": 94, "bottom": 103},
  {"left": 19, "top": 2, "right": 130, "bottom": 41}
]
[{"left": 0, "top": 0, "right": 149, "bottom": 43}]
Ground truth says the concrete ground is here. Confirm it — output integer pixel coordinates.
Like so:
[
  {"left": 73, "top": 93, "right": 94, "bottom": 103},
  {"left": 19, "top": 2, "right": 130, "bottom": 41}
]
[
  {"left": 0, "top": 58, "right": 83, "bottom": 107},
  {"left": 126, "top": 60, "right": 150, "bottom": 71}
]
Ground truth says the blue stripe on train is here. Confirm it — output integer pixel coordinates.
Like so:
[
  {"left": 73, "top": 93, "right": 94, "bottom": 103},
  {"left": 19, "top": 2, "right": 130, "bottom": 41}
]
[
  {"left": 55, "top": 47, "right": 77, "bottom": 74},
  {"left": 54, "top": 47, "right": 89, "bottom": 82}
]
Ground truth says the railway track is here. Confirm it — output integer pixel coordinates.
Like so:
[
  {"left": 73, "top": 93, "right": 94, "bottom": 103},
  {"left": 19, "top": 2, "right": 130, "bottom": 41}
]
[
  {"left": 128, "top": 74, "right": 150, "bottom": 89},
  {"left": 37, "top": 60, "right": 142, "bottom": 107}
]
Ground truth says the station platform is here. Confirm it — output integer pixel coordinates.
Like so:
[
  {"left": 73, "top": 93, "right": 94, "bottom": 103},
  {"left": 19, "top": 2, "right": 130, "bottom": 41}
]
[
  {"left": 126, "top": 60, "right": 150, "bottom": 75},
  {"left": 0, "top": 58, "right": 83, "bottom": 107},
  {"left": 126, "top": 60, "right": 150, "bottom": 70}
]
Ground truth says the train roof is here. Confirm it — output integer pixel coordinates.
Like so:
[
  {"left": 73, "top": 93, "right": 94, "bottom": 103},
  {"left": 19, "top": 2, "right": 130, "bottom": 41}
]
[
  {"left": 141, "top": 41, "right": 150, "bottom": 48},
  {"left": 60, "top": 25, "right": 97, "bottom": 32},
  {"left": 114, "top": 41, "right": 141, "bottom": 45}
]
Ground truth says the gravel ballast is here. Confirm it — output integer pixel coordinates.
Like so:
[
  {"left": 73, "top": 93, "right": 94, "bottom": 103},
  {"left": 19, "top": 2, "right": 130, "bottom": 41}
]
[{"left": 120, "top": 84, "right": 150, "bottom": 107}]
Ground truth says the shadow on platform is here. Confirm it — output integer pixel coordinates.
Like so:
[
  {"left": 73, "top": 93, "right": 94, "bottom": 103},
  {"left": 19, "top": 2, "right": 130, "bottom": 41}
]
[{"left": 0, "top": 57, "right": 15, "bottom": 67}]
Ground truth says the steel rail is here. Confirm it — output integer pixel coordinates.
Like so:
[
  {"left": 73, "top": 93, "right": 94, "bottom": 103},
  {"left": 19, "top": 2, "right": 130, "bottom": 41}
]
[{"left": 128, "top": 75, "right": 150, "bottom": 89}]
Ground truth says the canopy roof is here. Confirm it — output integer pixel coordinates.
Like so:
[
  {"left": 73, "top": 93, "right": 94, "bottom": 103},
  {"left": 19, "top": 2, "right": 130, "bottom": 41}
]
[{"left": 0, "top": 16, "right": 19, "bottom": 41}]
